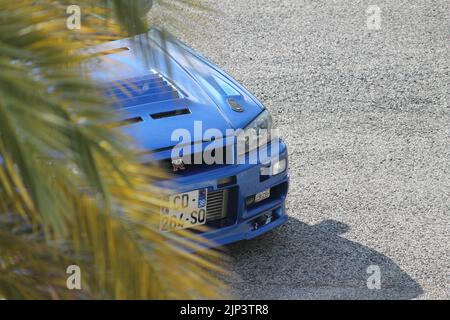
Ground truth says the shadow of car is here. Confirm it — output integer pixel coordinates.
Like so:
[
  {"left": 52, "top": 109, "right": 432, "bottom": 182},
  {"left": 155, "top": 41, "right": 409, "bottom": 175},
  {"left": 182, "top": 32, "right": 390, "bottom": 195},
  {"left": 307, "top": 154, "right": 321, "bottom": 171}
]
[{"left": 225, "top": 218, "right": 423, "bottom": 299}]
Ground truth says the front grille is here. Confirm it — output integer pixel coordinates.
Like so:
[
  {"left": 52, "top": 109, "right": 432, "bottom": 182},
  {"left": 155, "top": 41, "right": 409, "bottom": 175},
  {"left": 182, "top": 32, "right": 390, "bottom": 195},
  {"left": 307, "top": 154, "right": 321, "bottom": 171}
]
[
  {"left": 206, "top": 189, "right": 228, "bottom": 221},
  {"left": 158, "top": 146, "right": 233, "bottom": 175}
]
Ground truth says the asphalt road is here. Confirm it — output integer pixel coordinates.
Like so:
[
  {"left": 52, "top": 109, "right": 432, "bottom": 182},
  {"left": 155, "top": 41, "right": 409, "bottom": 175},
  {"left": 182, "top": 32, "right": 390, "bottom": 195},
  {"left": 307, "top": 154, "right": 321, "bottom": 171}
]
[{"left": 172, "top": 0, "right": 449, "bottom": 299}]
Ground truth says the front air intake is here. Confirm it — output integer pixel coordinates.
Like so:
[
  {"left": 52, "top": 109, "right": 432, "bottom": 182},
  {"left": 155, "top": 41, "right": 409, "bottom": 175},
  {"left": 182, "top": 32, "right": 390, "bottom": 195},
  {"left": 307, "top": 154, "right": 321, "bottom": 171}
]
[{"left": 206, "top": 189, "right": 229, "bottom": 221}]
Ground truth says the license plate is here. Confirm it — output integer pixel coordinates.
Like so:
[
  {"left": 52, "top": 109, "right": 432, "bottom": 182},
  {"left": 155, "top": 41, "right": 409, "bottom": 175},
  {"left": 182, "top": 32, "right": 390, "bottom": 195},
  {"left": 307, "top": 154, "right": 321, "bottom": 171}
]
[
  {"left": 255, "top": 188, "right": 271, "bottom": 203},
  {"left": 160, "top": 189, "right": 208, "bottom": 232}
]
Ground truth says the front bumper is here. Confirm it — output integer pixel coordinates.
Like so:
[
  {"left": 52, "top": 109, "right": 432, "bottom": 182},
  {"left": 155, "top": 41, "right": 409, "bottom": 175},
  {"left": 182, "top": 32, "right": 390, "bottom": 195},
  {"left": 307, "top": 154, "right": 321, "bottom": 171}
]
[{"left": 158, "top": 139, "right": 289, "bottom": 247}]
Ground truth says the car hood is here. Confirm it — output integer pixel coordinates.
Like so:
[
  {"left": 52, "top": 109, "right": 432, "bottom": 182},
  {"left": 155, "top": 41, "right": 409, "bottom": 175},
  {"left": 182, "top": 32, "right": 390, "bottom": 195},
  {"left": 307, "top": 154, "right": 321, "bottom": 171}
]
[{"left": 86, "top": 29, "right": 264, "bottom": 154}]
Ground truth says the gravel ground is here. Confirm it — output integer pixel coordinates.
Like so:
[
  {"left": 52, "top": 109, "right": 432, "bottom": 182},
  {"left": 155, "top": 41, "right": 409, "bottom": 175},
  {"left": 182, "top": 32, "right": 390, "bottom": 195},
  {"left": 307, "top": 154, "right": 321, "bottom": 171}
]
[{"left": 170, "top": 0, "right": 449, "bottom": 299}]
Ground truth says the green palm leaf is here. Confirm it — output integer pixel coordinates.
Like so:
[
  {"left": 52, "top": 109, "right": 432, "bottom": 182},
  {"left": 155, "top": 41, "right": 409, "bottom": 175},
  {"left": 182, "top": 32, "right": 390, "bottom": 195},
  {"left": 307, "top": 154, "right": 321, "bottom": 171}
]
[{"left": 0, "top": 0, "right": 229, "bottom": 299}]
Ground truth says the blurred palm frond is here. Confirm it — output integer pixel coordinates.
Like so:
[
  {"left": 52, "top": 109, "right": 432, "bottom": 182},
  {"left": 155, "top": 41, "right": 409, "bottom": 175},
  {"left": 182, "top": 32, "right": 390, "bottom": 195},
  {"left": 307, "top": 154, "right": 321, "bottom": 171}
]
[{"left": 0, "top": 0, "right": 229, "bottom": 299}]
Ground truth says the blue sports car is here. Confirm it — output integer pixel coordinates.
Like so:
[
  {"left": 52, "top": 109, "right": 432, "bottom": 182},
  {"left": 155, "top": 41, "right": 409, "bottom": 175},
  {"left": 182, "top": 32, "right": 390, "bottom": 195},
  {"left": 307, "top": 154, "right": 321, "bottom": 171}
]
[{"left": 89, "top": 28, "right": 289, "bottom": 247}]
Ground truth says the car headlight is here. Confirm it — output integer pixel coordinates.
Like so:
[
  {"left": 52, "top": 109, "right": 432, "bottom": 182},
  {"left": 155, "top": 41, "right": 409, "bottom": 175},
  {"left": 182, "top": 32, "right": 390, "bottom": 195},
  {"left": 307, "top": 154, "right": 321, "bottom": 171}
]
[
  {"left": 237, "top": 110, "right": 273, "bottom": 156},
  {"left": 270, "top": 158, "right": 287, "bottom": 176}
]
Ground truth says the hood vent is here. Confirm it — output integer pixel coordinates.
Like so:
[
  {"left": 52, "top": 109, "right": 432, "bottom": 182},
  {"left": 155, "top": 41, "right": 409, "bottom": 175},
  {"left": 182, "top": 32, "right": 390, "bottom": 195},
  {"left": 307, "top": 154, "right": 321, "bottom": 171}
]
[
  {"left": 93, "top": 47, "right": 130, "bottom": 57},
  {"left": 110, "top": 116, "right": 144, "bottom": 128},
  {"left": 105, "top": 73, "right": 181, "bottom": 108},
  {"left": 150, "top": 108, "right": 191, "bottom": 120}
]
